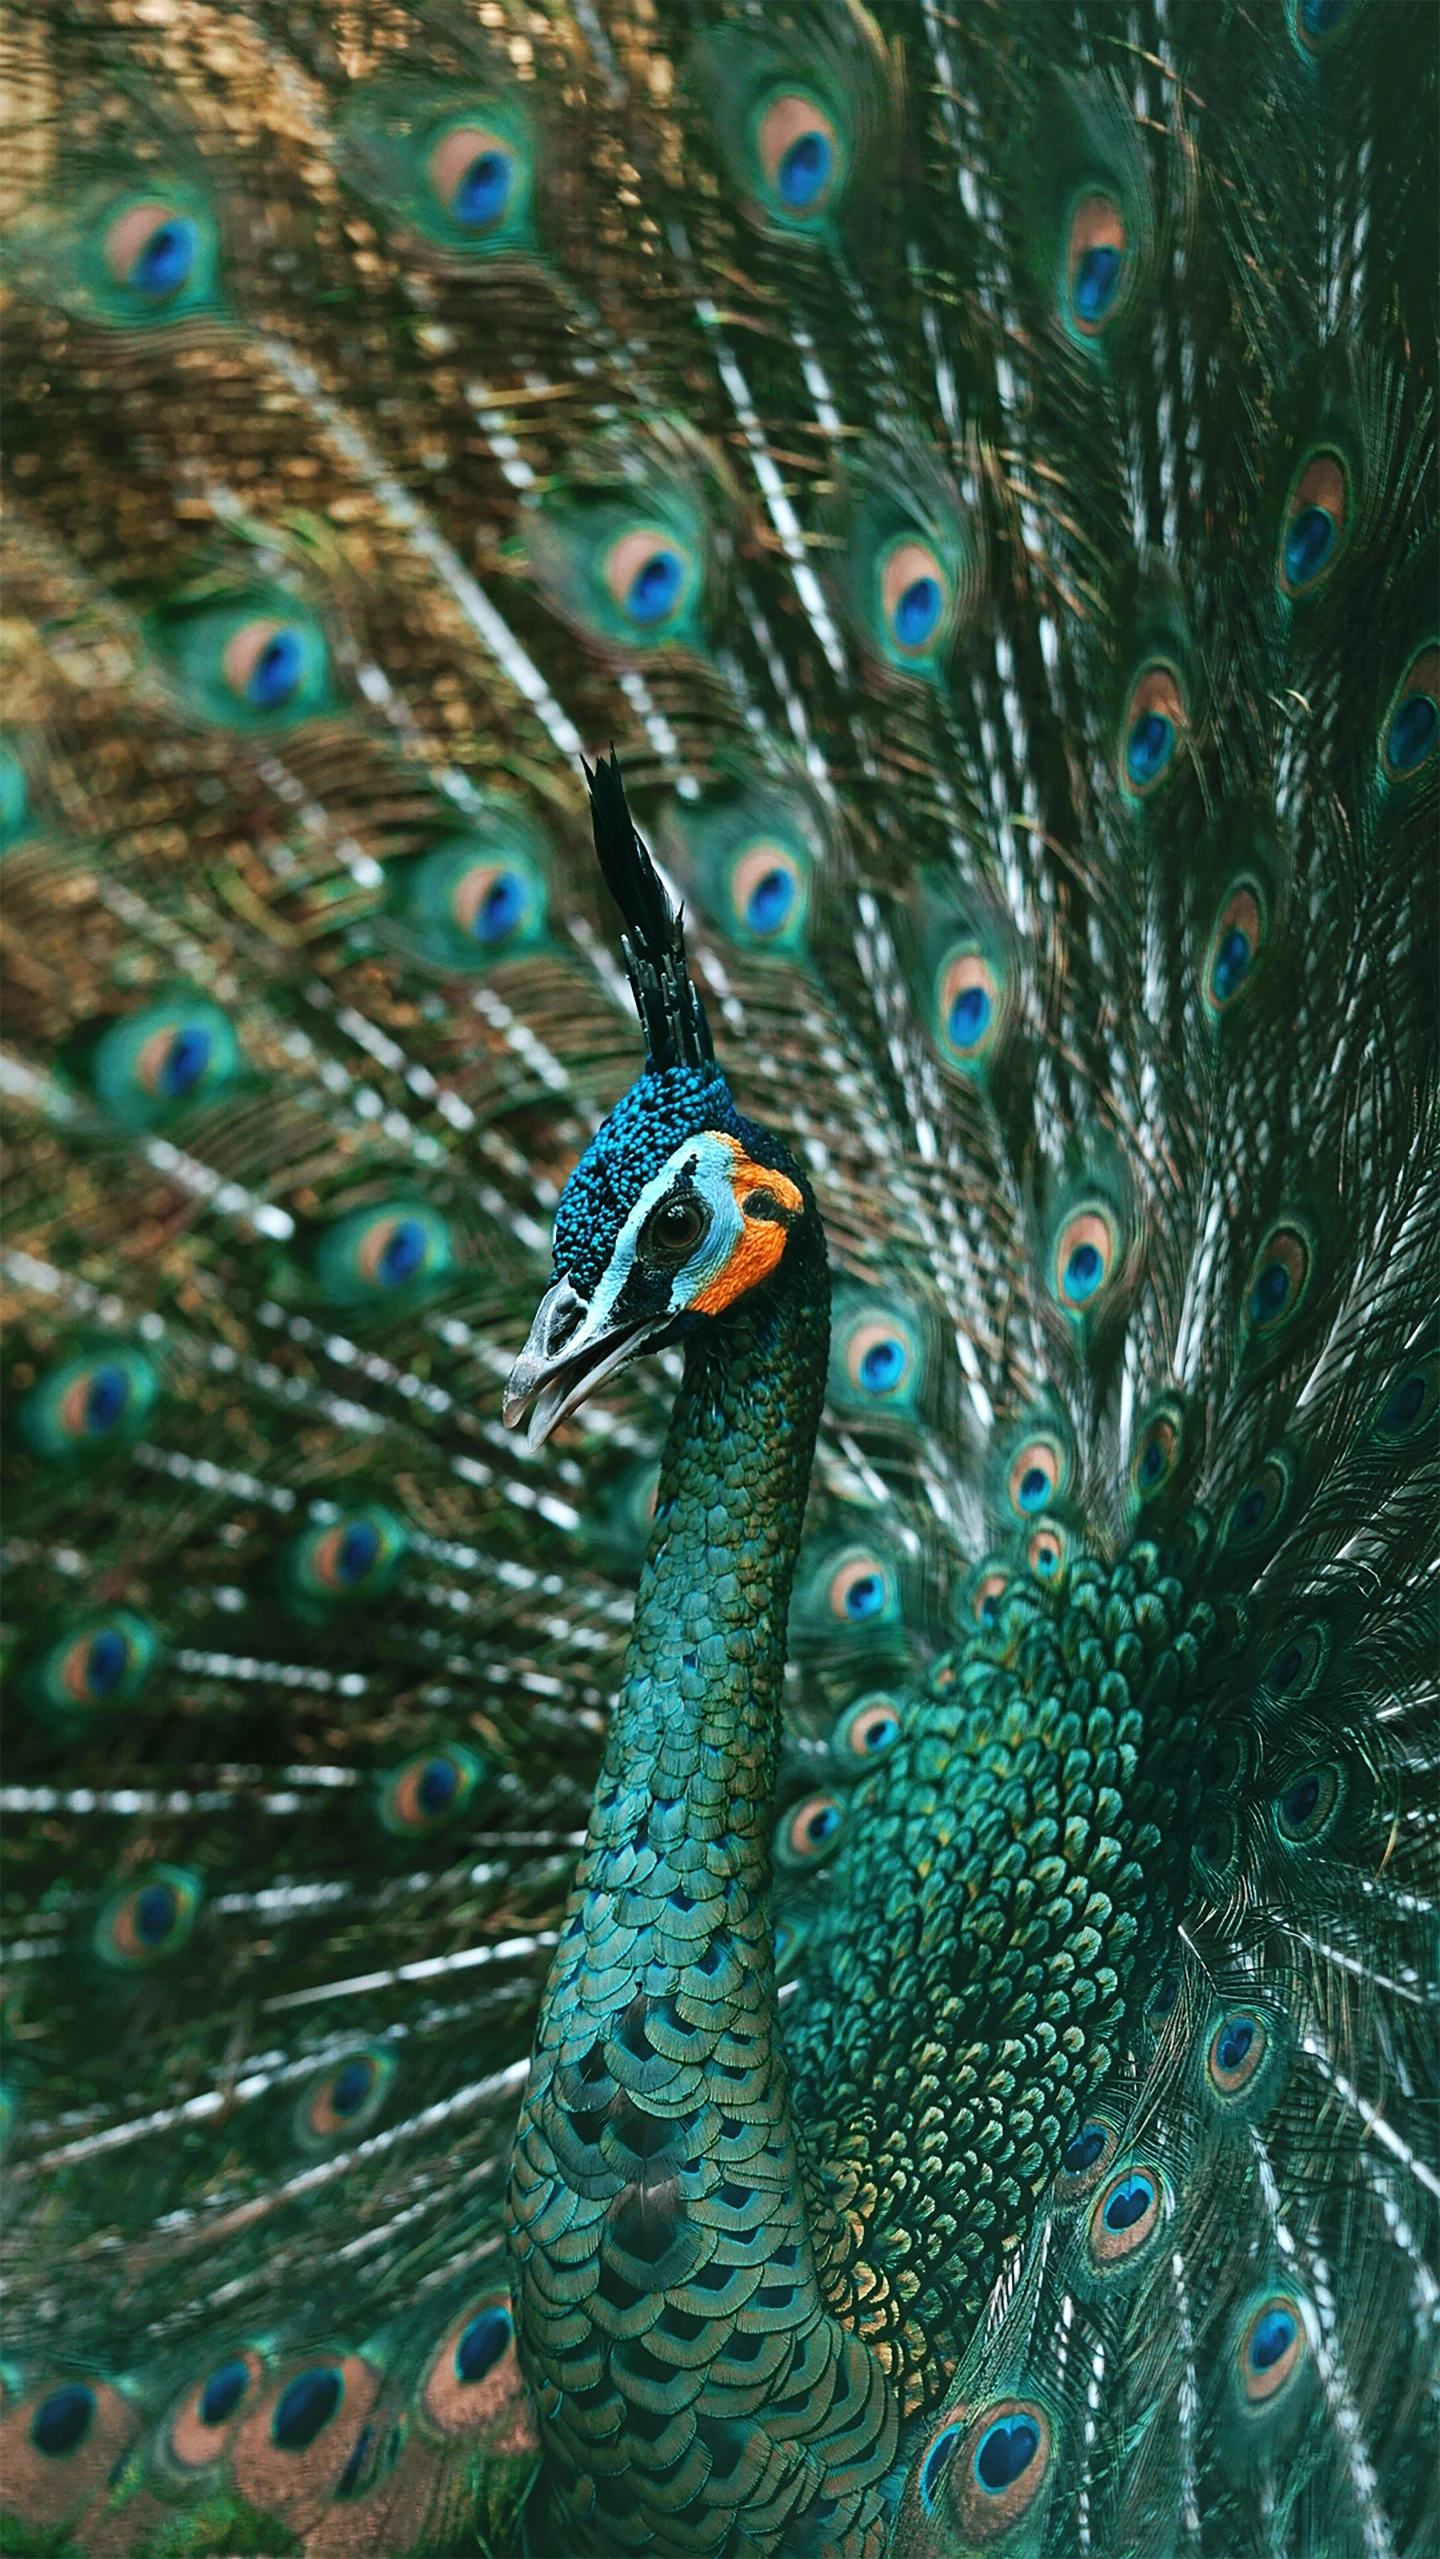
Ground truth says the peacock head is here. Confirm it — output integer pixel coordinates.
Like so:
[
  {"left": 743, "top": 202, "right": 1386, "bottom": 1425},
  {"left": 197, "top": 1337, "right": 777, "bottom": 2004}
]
[{"left": 504, "top": 755, "right": 811, "bottom": 1450}]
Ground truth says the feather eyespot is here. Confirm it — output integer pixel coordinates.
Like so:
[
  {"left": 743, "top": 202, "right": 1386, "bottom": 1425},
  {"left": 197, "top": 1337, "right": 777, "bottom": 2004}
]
[
  {"left": 222, "top": 619, "right": 316, "bottom": 713},
  {"left": 95, "top": 1865, "right": 200, "bottom": 1969},
  {"left": 1007, "top": 1437, "right": 1064, "bottom": 1519},
  {"left": 315, "top": 1201, "right": 452, "bottom": 1307},
  {"left": 841, "top": 1317, "right": 915, "bottom": 1402},
  {"left": 1120, "top": 666, "right": 1184, "bottom": 795},
  {"left": 103, "top": 199, "right": 201, "bottom": 301},
  {"left": 936, "top": 948, "right": 1002, "bottom": 1068},
  {"left": 427, "top": 125, "right": 517, "bottom": 232},
  {"left": 729, "top": 841, "right": 804, "bottom": 941},
  {"left": 776, "top": 1791, "right": 844, "bottom": 1869},
  {"left": 1054, "top": 2114, "right": 1119, "bottom": 2201},
  {"left": 1223, "top": 1448, "right": 1296, "bottom": 1554},
  {"left": 43, "top": 1612, "right": 158, "bottom": 1713},
  {"left": 20, "top": 1346, "right": 158, "bottom": 1460},
  {"left": 969, "top": 1567, "right": 1010, "bottom": 1628},
  {"left": 1381, "top": 647, "right": 1439, "bottom": 782},
  {"left": 91, "top": 998, "right": 243, "bottom": 1129},
  {"left": 166, "top": 2353, "right": 264, "bottom": 2472},
  {"left": 1263, "top": 1623, "right": 1327, "bottom": 1699},
  {"left": 1204, "top": 882, "right": 1266, "bottom": 1015},
  {"left": 1066, "top": 193, "right": 1128, "bottom": 334},
  {"left": 1026, "top": 1520, "right": 1068, "bottom": 1584},
  {"left": 1130, "top": 1399, "right": 1184, "bottom": 1506},
  {"left": 917, "top": 2401, "right": 1052, "bottom": 2534},
  {"left": 1373, "top": 1353, "right": 1437, "bottom": 1441},
  {"left": 1273, "top": 1762, "right": 1341, "bottom": 1844},
  {"left": 449, "top": 861, "right": 536, "bottom": 950},
  {"left": 1088, "top": 2163, "right": 1165, "bottom": 2266},
  {"left": 879, "top": 539, "right": 949, "bottom": 658},
  {"left": 1238, "top": 2295, "right": 1307, "bottom": 2402},
  {"left": 1279, "top": 452, "right": 1348, "bottom": 596},
  {"left": 831, "top": 1691, "right": 902, "bottom": 1760},
  {"left": 919, "top": 2422, "right": 961, "bottom": 2513},
  {"left": 419, "top": 2292, "right": 531, "bottom": 2444},
  {"left": 827, "top": 1553, "right": 895, "bottom": 1624},
  {"left": 298, "top": 2047, "right": 394, "bottom": 2144},
  {"left": 1052, "top": 1207, "right": 1117, "bottom": 1313},
  {"left": 756, "top": 93, "right": 841, "bottom": 218},
  {"left": 1295, "top": 0, "right": 1351, "bottom": 50},
  {"left": 1207, "top": 2010, "right": 1268, "bottom": 2101},
  {"left": 1242, "top": 1224, "right": 1311, "bottom": 1341},
  {"left": 378, "top": 1744, "right": 482, "bottom": 1835},
  {"left": 602, "top": 528, "right": 695, "bottom": 630}
]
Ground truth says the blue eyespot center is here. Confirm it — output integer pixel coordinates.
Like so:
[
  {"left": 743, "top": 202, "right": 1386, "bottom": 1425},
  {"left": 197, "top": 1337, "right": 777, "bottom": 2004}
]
[
  {"left": 1073, "top": 243, "right": 1122, "bottom": 323},
  {"left": 1283, "top": 505, "right": 1336, "bottom": 589},
  {"left": 199, "top": 2359, "right": 250, "bottom": 2428},
  {"left": 947, "top": 984, "right": 991, "bottom": 1048},
  {"left": 1104, "top": 2172, "right": 1154, "bottom": 2232},
  {"left": 920, "top": 2426, "right": 959, "bottom": 2509},
  {"left": 1138, "top": 1438, "right": 1165, "bottom": 1486},
  {"left": 453, "top": 149, "right": 512, "bottom": 229},
  {"left": 1249, "top": 2306, "right": 1297, "bottom": 2370},
  {"left": 378, "top": 1219, "right": 427, "bottom": 1287},
  {"left": 893, "top": 575, "right": 942, "bottom": 649},
  {"left": 1064, "top": 1241, "right": 1104, "bottom": 1302},
  {"left": 86, "top": 1365, "right": 131, "bottom": 1435},
  {"left": 1269, "top": 1643, "right": 1305, "bottom": 1692},
  {"left": 1215, "top": 2017, "right": 1255, "bottom": 2072},
  {"left": 273, "top": 2367, "right": 343, "bottom": 2452},
  {"left": 1211, "top": 924, "right": 1253, "bottom": 1002},
  {"left": 744, "top": 865, "right": 795, "bottom": 935},
  {"left": 858, "top": 1337, "right": 905, "bottom": 1392},
  {"left": 805, "top": 1801, "right": 842, "bottom": 1847},
  {"left": 1387, "top": 691, "right": 1438, "bottom": 774},
  {"left": 160, "top": 1025, "right": 213, "bottom": 1098},
  {"left": 129, "top": 217, "right": 197, "bottom": 298},
  {"left": 337, "top": 1521, "right": 382, "bottom": 1584},
  {"left": 626, "top": 548, "right": 684, "bottom": 625},
  {"left": 1248, "top": 1260, "right": 1291, "bottom": 1325},
  {"left": 1300, "top": 0, "right": 1349, "bottom": 31},
  {"left": 1280, "top": 1772, "right": 1322, "bottom": 1830},
  {"left": 1126, "top": 711, "right": 1175, "bottom": 788},
  {"left": 1380, "top": 1372, "right": 1427, "bottom": 1433},
  {"left": 87, "top": 1628, "right": 129, "bottom": 1696},
  {"left": 475, "top": 871, "right": 525, "bottom": 945},
  {"left": 330, "top": 2058, "right": 377, "bottom": 2117},
  {"left": 31, "top": 2385, "right": 96, "bottom": 2458},
  {"left": 1235, "top": 1484, "right": 1268, "bottom": 1534},
  {"left": 418, "top": 1756, "right": 459, "bottom": 1815},
  {"left": 456, "top": 2308, "right": 511, "bottom": 2384},
  {"left": 136, "top": 1882, "right": 180, "bottom": 1945},
  {"left": 844, "top": 1572, "right": 884, "bottom": 1620},
  {"left": 975, "top": 2412, "right": 1041, "bottom": 2492},
  {"left": 777, "top": 128, "right": 834, "bottom": 209},
  {"left": 246, "top": 628, "right": 304, "bottom": 710},
  {"left": 1017, "top": 1466, "right": 1050, "bottom": 1514},
  {"left": 1063, "top": 2124, "right": 1106, "bottom": 2174}
]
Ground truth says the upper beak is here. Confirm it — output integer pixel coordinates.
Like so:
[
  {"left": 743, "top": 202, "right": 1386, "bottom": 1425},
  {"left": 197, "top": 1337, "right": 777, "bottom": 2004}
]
[{"left": 503, "top": 1276, "right": 666, "bottom": 1451}]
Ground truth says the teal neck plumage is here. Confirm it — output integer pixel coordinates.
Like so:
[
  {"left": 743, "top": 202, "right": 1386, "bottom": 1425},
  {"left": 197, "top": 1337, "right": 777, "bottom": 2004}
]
[{"left": 506, "top": 1204, "right": 897, "bottom": 2554}]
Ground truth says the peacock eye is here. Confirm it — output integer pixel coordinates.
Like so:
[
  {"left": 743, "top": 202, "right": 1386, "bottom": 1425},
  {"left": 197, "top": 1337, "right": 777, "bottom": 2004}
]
[{"left": 641, "top": 1191, "right": 708, "bottom": 1265}]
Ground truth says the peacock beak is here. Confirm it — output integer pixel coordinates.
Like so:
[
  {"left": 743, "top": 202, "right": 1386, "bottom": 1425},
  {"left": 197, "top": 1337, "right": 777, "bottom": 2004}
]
[{"left": 503, "top": 1276, "right": 667, "bottom": 1451}]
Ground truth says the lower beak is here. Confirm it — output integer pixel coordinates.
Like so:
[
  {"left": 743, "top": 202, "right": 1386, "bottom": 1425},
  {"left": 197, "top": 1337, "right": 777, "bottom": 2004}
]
[{"left": 503, "top": 1277, "right": 665, "bottom": 1450}]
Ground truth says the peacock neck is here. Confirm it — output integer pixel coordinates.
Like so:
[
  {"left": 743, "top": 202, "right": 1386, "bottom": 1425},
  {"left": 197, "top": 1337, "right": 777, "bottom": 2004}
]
[
  {"left": 598, "top": 1203, "right": 828, "bottom": 1867},
  {"left": 509, "top": 1203, "right": 895, "bottom": 2551}
]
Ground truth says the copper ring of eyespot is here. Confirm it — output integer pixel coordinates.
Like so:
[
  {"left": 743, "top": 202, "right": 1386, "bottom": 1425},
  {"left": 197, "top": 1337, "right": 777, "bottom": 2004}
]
[
  {"left": 1239, "top": 2295, "right": 1306, "bottom": 2402},
  {"left": 1008, "top": 1438, "right": 1061, "bottom": 1518},
  {"left": 1027, "top": 1520, "right": 1067, "bottom": 1582},
  {"left": 836, "top": 1693, "right": 902, "bottom": 1757},
  {"left": 1207, "top": 2009, "right": 1268, "bottom": 2100},
  {"left": 1089, "top": 2163, "right": 1164, "bottom": 2263}
]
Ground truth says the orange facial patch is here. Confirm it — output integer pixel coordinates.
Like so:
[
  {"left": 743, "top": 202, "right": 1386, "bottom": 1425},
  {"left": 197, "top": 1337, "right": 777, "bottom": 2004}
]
[{"left": 692, "top": 1137, "right": 804, "bottom": 1317}]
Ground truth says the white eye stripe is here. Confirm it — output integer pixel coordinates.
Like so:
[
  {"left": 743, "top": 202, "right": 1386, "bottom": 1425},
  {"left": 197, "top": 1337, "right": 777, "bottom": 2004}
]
[{"left": 585, "top": 1133, "right": 744, "bottom": 1325}]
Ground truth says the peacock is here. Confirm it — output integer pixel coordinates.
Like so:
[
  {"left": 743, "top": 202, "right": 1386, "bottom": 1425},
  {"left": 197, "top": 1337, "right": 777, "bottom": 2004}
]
[{"left": 0, "top": 0, "right": 1436, "bottom": 2551}]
